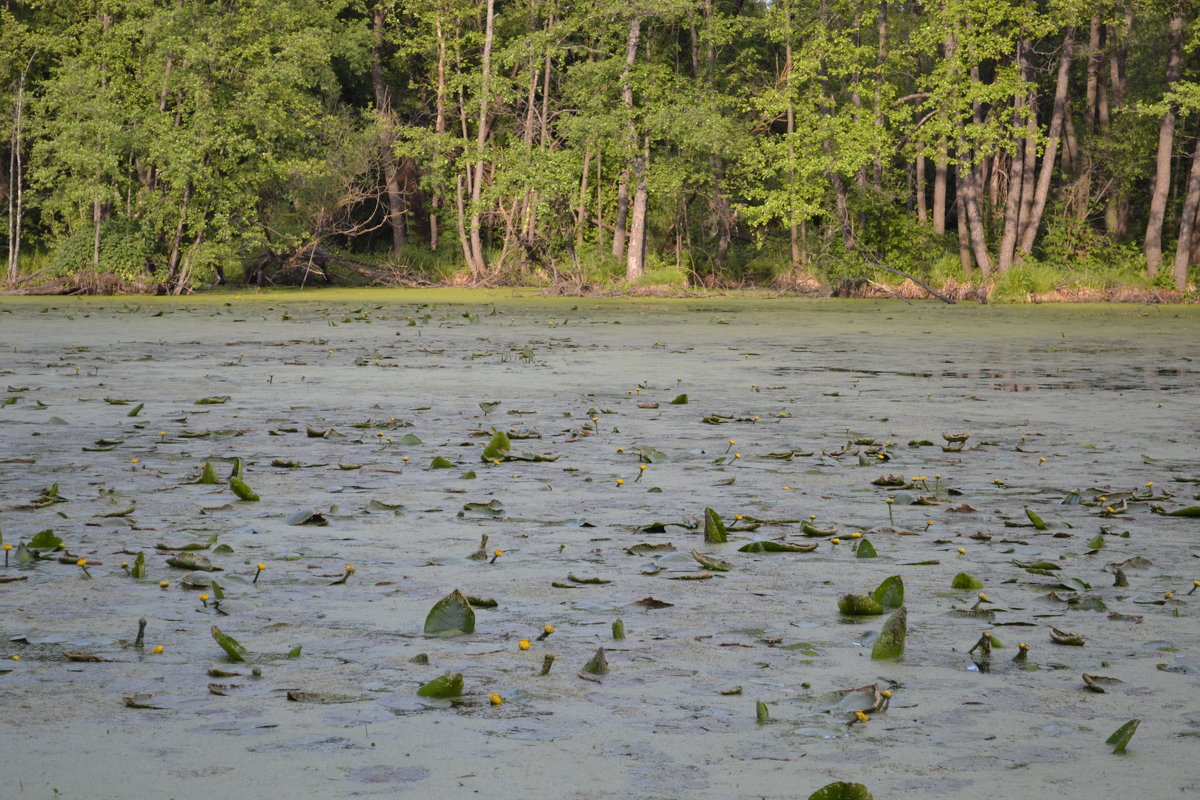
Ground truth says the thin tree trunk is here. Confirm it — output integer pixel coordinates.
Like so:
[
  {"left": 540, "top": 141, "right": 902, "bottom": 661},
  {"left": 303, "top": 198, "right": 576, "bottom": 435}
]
[
  {"left": 955, "top": 177, "right": 972, "bottom": 272},
  {"left": 612, "top": 15, "right": 641, "bottom": 261},
  {"left": 372, "top": 4, "right": 406, "bottom": 256},
  {"left": 1015, "top": 43, "right": 1037, "bottom": 242},
  {"left": 467, "top": 0, "right": 497, "bottom": 279},
  {"left": 92, "top": 198, "right": 103, "bottom": 272},
  {"left": 1145, "top": 8, "right": 1184, "bottom": 275},
  {"left": 962, "top": 157, "right": 991, "bottom": 276},
  {"left": 1018, "top": 28, "right": 1075, "bottom": 256},
  {"left": 6, "top": 56, "right": 31, "bottom": 286},
  {"left": 626, "top": 137, "right": 649, "bottom": 281},
  {"left": 785, "top": 5, "right": 801, "bottom": 267},
  {"left": 915, "top": 149, "right": 927, "bottom": 223},
  {"left": 996, "top": 92, "right": 1026, "bottom": 273},
  {"left": 595, "top": 151, "right": 605, "bottom": 256},
  {"left": 1172, "top": 132, "right": 1200, "bottom": 290},
  {"left": 932, "top": 145, "right": 948, "bottom": 234},
  {"left": 430, "top": 14, "right": 448, "bottom": 251},
  {"left": 575, "top": 148, "right": 591, "bottom": 246}
]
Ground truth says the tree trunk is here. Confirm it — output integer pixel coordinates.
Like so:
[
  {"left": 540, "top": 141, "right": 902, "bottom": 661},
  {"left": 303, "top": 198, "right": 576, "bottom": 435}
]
[
  {"left": 1145, "top": 8, "right": 1184, "bottom": 275},
  {"left": 430, "top": 13, "right": 448, "bottom": 251},
  {"left": 1172, "top": 131, "right": 1200, "bottom": 290},
  {"left": 372, "top": 4, "right": 406, "bottom": 256},
  {"left": 6, "top": 57, "right": 31, "bottom": 287},
  {"left": 932, "top": 144, "right": 947, "bottom": 234},
  {"left": 915, "top": 149, "right": 927, "bottom": 223},
  {"left": 1018, "top": 28, "right": 1075, "bottom": 256},
  {"left": 626, "top": 140, "right": 649, "bottom": 281},
  {"left": 962, "top": 158, "right": 991, "bottom": 277},
  {"left": 612, "top": 16, "right": 641, "bottom": 262},
  {"left": 1015, "top": 44, "right": 1037, "bottom": 243},
  {"left": 785, "top": 5, "right": 801, "bottom": 268},
  {"left": 996, "top": 91, "right": 1026, "bottom": 273},
  {"left": 467, "top": 0, "right": 497, "bottom": 279},
  {"left": 955, "top": 177, "right": 972, "bottom": 273}
]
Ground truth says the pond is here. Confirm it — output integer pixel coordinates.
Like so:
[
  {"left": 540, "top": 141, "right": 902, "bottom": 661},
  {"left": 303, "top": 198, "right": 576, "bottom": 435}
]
[{"left": 1, "top": 291, "right": 1198, "bottom": 799}]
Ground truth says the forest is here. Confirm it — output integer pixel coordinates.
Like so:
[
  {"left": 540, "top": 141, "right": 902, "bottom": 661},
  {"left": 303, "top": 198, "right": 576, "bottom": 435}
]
[{"left": 2, "top": 0, "right": 1199, "bottom": 296}]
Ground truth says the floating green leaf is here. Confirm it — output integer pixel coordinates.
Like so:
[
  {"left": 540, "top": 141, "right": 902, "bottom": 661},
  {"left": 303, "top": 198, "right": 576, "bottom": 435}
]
[
  {"left": 481, "top": 428, "right": 511, "bottom": 461},
  {"left": 398, "top": 433, "right": 423, "bottom": 446},
  {"left": 126, "top": 403, "right": 143, "bottom": 417},
  {"left": 1049, "top": 626, "right": 1085, "bottom": 646},
  {"left": 166, "top": 552, "right": 212, "bottom": 571},
  {"left": 951, "top": 573, "right": 984, "bottom": 590},
  {"left": 1156, "top": 505, "right": 1200, "bottom": 518},
  {"left": 669, "top": 394, "right": 688, "bottom": 405},
  {"left": 229, "top": 476, "right": 259, "bottom": 501},
  {"left": 756, "top": 700, "right": 769, "bottom": 724},
  {"left": 131, "top": 551, "right": 146, "bottom": 579},
  {"left": 195, "top": 395, "right": 230, "bottom": 405},
  {"left": 210, "top": 625, "right": 247, "bottom": 662},
  {"left": 839, "top": 594, "right": 885, "bottom": 616},
  {"left": 287, "top": 645, "right": 302, "bottom": 659},
  {"left": 1106, "top": 719, "right": 1140, "bottom": 753},
  {"left": 704, "top": 508, "right": 728, "bottom": 543},
  {"left": 1087, "top": 534, "right": 1105, "bottom": 550},
  {"left": 809, "top": 782, "right": 873, "bottom": 800},
  {"left": 873, "top": 575, "right": 904, "bottom": 609},
  {"left": 194, "top": 462, "right": 218, "bottom": 484},
  {"left": 228, "top": 457, "right": 244, "bottom": 480},
  {"left": 285, "top": 509, "right": 328, "bottom": 526},
  {"left": 738, "top": 540, "right": 818, "bottom": 553},
  {"left": 430, "top": 456, "right": 455, "bottom": 469},
  {"left": 583, "top": 647, "right": 609, "bottom": 675},
  {"left": 855, "top": 539, "right": 877, "bottom": 558},
  {"left": 690, "top": 549, "right": 733, "bottom": 571},
  {"left": 612, "top": 619, "right": 625, "bottom": 640},
  {"left": 800, "top": 520, "right": 837, "bottom": 537},
  {"left": 424, "top": 589, "right": 475, "bottom": 635},
  {"left": 871, "top": 608, "right": 907, "bottom": 659},
  {"left": 28, "top": 530, "right": 63, "bottom": 550},
  {"left": 639, "top": 446, "right": 670, "bottom": 464},
  {"left": 417, "top": 672, "right": 463, "bottom": 698}
]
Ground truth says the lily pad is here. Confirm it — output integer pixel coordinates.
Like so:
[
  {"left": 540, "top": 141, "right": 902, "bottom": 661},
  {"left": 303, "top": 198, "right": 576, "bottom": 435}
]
[
  {"left": 669, "top": 394, "right": 688, "bottom": 405},
  {"left": 416, "top": 672, "right": 464, "bottom": 698},
  {"left": 166, "top": 552, "right": 213, "bottom": 571},
  {"left": 872, "top": 575, "right": 904, "bottom": 609},
  {"left": 430, "top": 456, "right": 455, "bottom": 469},
  {"left": 481, "top": 428, "right": 511, "bottom": 461},
  {"left": 424, "top": 589, "right": 475, "bottom": 636},
  {"left": 229, "top": 477, "right": 259, "bottom": 502},
  {"left": 1025, "top": 507, "right": 1048, "bottom": 530},
  {"left": 638, "top": 446, "right": 670, "bottom": 464},
  {"left": 690, "top": 550, "right": 732, "bottom": 572},
  {"left": 871, "top": 608, "right": 906, "bottom": 660},
  {"left": 839, "top": 594, "right": 884, "bottom": 616},
  {"left": 704, "top": 508, "right": 728, "bottom": 543},
  {"left": 583, "top": 647, "right": 609, "bottom": 675},
  {"left": 1105, "top": 719, "right": 1139, "bottom": 753},
  {"left": 855, "top": 538, "right": 877, "bottom": 558},
  {"left": 951, "top": 573, "right": 984, "bottom": 590},
  {"left": 738, "top": 540, "right": 818, "bottom": 553},
  {"left": 1049, "top": 626, "right": 1085, "bottom": 646},
  {"left": 285, "top": 509, "right": 328, "bottom": 526},
  {"left": 210, "top": 625, "right": 247, "bottom": 662},
  {"left": 809, "top": 782, "right": 873, "bottom": 800},
  {"left": 28, "top": 530, "right": 63, "bottom": 551}
]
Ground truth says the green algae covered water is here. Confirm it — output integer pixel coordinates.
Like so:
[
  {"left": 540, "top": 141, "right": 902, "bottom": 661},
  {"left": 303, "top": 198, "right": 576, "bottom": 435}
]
[{"left": 1, "top": 292, "right": 1198, "bottom": 799}]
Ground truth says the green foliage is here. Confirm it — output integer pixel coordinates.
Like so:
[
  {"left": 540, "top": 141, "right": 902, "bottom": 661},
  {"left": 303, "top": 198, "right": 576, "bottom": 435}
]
[{"left": 0, "top": 0, "right": 1190, "bottom": 293}]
